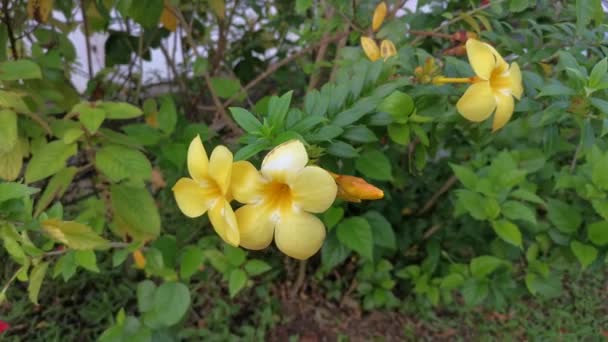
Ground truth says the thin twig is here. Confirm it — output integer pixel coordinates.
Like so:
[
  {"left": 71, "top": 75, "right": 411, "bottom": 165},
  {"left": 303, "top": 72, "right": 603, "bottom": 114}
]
[
  {"left": 417, "top": 175, "right": 458, "bottom": 215},
  {"left": 80, "top": 0, "right": 94, "bottom": 79},
  {"left": 21, "top": 112, "right": 52, "bottom": 135},
  {"left": 307, "top": 6, "right": 335, "bottom": 91},
  {"left": 2, "top": 0, "right": 18, "bottom": 59},
  {"left": 290, "top": 260, "right": 307, "bottom": 298},
  {"left": 43, "top": 242, "right": 131, "bottom": 257},
  {"left": 570, "top": 138, "right": 582, "bottom": 173}
]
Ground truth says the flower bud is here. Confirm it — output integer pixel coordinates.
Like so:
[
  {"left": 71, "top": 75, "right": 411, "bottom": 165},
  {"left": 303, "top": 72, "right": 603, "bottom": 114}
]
[
  {"left": 361, "top": 37, "right": 381, "bottom": 62},
  {"left": 372, "top": 2, "right": 388, "bottom": 32},
  {"left": 133, "top": 249, "right": 146, "bottom": 269},
  {"left": 380, "top": 39, "right": 397, "bottom": 60},
  {"left": 331, "top": 172, "right": 384, "bottom": 203}
]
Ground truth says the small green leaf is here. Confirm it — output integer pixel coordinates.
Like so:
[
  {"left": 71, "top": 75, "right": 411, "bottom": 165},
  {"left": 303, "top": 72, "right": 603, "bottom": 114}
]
[
  {"left": 25, "top": 141, "right": 77, "bottom": 184},
  {"left": 158, "top": 96, "right": 178, "bottom": 135},
  {"left": 364, "top": 211, "right": 395, "bottom": 250},
  {"left": 229, "top": 107, "right": 263, "bottom": 133},
  {"left": 228, "top": 269, "right": 248, "bottom": 297},
  {"left": 587, "top": 221, "right": 608, "bottom": 246},
  {"left": 41, "top": 218, "right": 110, "bottom": 250},
  {"left": 501, "top": 201, "right": 537, "bottom": 225},
  {"left": 74, "top": 103, "right": 105, "bottom": 134},
  {"left": 470, "top": 255, "right": 506, "bottom": 278},
  {"left": 378, "top": 91, "right": 414, "bottom": 123},
  {"left": 111, "top": 184, "right": 161, "bottom": 241},
  {"left": 492, "top": 220, "right": 523, "bottom": 248},
  {"left": 28, "top": 262, "right": 49, "bottom": 305},
  {"left": 355, "top": 150, "right": 392, "bottom": 181},
  {"left": 267, "top": 91, "right": 293, "bottom": 129},
  {"left": 180, "top": 246, "right": 204, "bottom": 279},
  {"left": 100, "top": 102, "right": 143, "bottom": 119},
  {"left": 137, "top": 280, "right": 157, "bottom": 313},
  {"left": 570, "top": 241, "right": 597, "bottom": 269},
  {"left": 450, "top": 163, "right": 477, "bottom": 189},
  {"left": 0, "top": 182, "right": 39, "bottom": 203},
  {"left": 244, "top": 259, "right": 272, "bottom": 276},
  {"left": 547, "top": 199, "right": 581, "bottom": 234},
  {"left": 0, "top": 59, "right": 42, "bottom": 80},
  {"left": 144, "top": 282, "right": 191, "bottom": 327},
  {"left": 75, "top": 250, "right": 100, "bottom": 273},
  {"left": 96, "top": 145, "right": 152, "bottom": 182},
  {"left": 224, "top": 245, "right": 246, "bottom": 267},
  {"left": 336, "top": 217, "right": 373, "bottom": 259},
  {"left": 0, "top": 109, "right": 17, "bottom": 153}
]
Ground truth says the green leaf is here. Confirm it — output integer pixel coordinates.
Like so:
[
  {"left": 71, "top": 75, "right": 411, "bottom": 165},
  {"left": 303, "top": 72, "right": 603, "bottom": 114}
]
[
  {"left": 591, "top": 153, "right": 608, "bottom": 190},
  {"left": 387, "top": 123, "right": 410, "bottom": 145},
  {"left": 137, "top": 280, "right": 157, "bottom": 313},
  {"left": 41, "top": 218, "right": 110, "bottom": 250},
  {"left": 591, "top": 97, "right": 608, "bottom": 114},
  {"left": 336, "top": 217, "right": 374, "bottom": 259},
  {"left": 510, "top": 189, "right": 545, "bottom": 205},
  {"left": 144, "top": 282, "right": 191, "bottom": 327},
  {"left": 224, "top": 245, "right": 246, "bottom": 267},
  {"left": 525, "top": 272, "right": 562, "bottom": 298},
  {"left": 34, "top": 167, "right": 78, "bottom": 216},
  {"left": 295, "top": 0, "right": 312, "bottom": 14},
  {"left": 364, "top": 211, "right": 395, "bottom": 250},
  {"left": 378, "top": 91, "right": 414, "bottom": 123},
  {"left": 501, "top": 201, "right": 537, "bottom": 225},
  {"left": 587, "top": 221, "right": 608, "bottom": 246},
  {"left": 327, "top": 141, "right": 358, "bottom": 158},
  {"left": 491, "top": 219, "right": 523, "bottom": 248},
  {"left": 589, "top": 58, "right": 607, "bottom": 89},
  {"left": 180, "top": 246, "right": 204, "bottom": 279},
  {"left": 0, "top": 59, "right": 42, "bottom": 80},
  {"left": 307, "top": 125, "right": 343, "bottom": 142},
  {"left": 75, "top": 250, "right": 100, "bottom": 272},
  {"left": 323, "top": 207, "right": 344, "bottom": 231},
  {"left": 0, "top": 182, "right": 39, "bottom": 203},
  {"left": 546, "top": 199, "right": 581, "bottom": 234},
  {"left": 509, "top": 0, "right": 529, "bottom": 12},
  {"left": 112, "top": 248, "right": 130, "bottom": 267},
  {"left": 244, "top": 259, "right": 272, "bottom": 276},
  {"left": 96, "top": 145, "right": 152, "bottom": 182},
  {"left": 0, "top": 109, "right": 17, "bottom": 153},
  {"left": 28, "top": 261, "right": 49, "bottom": 305},
  {"left": 470, "top": 256, "right": 506, "bottom": 278},
  {"left": 450, "top": 163, "right": 477, "bottom": 189},
  {"left": 25, "top": 141, "right": 77, "bottom": 184},
  {"left": 440, "top": 273, "right": 465, "bottom": 290},
  {"left": 575, "top": 0, "right": 603, "bottom": 32},
  {"left": 228, "top": 269, "right": 248, "bottom": 297},
  {"left": 211, "top": 77, "right": 243, "bottom": 100},
  {"left": 158, "top": 96, "right": 177, "bottom": 135},
  {"left": 234, "top": 139, "right": 271, "bottom": 161},
  {"left": 355, "top": 150, "right": 392, "bottom": 181},
  {"left": 100, "top": 102, "right": 143, "bottom": 120},
  {"left": 462, "top": 279, "right": 488, "bottom": 306},
  {"left": 267, "top": 91, "right": 293, "bottom": 129},
  {"left": 74, "top": 102, "right": 105, "bottom": 134},
  {"left": 111, "top": 184, "right": 161, "bottom": 241},
  {"left": 203, "top": 249, "right": 229, "bottom": 273},
  {"left": 343, "top": 126, "right": 378, "bottom": 143},
  {"left": 128, "top": 0, "right": 163, "bottom": 29},
  {"left": 455, "top": 190, "right": 495, "bottom": 220},
  {"left": 229, "top": 107, "right": 262, "bottom": 133},
  {"left": 536, "top": 81, "right": 574, "bottom": 97},
  {"left": 570, "top": 241, "right": 597, "bottom": 269},
  {"left": 592, "top": 199, "right": 608, "bottom": 220}
]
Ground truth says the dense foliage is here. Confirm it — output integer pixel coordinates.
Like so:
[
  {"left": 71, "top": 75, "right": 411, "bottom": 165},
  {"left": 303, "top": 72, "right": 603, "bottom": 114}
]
[{"left": 1, "top": 0, "right": 607, "bottom": 339}]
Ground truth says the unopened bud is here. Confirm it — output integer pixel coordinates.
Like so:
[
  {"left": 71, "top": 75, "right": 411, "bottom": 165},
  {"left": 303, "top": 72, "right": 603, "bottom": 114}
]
[
  {"left": 330, "top": 172, "right": 384, "bottom": 203},
  {"left": 372, "top": 2, "right": 388, "bottom": 32},
  {"left": 133, "top": 249, "right": 146, "bottom": 269},
  {"left": 380, "top": 39, "right": 397, "bottom": 60},
  {"left": 361, "top": 37, "right": 381, "bottom": 62}
]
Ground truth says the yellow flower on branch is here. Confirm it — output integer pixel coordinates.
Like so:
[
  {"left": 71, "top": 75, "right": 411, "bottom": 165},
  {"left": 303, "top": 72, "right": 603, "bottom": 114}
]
[
  {"left": 372, "top": 2, "right": 387, "bottom": 32},
  {"left": 330, "top": 172, "right": 384, "bottom": 203},
  {"left": 230, "top": 140, "right": 337, "bottom": 260},
  {"left": 433, "top": 39, "right": 523, "bottom": 131},
  {"left": 361, "top": 37, "right": 381, "bottom": 62},
  {"left": 172, "top": 135, "right": 240, "bottom": 246},
  {"left": 380, "top": 39, "right": 397, "bottom": 61}
]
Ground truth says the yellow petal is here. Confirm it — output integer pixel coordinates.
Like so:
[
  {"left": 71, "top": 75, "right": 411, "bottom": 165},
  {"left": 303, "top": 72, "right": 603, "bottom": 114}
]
[
  {"left": 380, "top": 39, "right": 397, "bottom": 60},
  {"left": 275, "top": 211, "right": 326, "bottom": 260},
  {"left": 509, "top": 62, "right": 523, "bottom": 100},
  {"left": 291, "top": 166, "right": 337, "bottom": 213},
  {"left": 492, "top": 92, "right": 515, "bottom": 132},
  {"left": 160, "top": 6, "right": 178, "bottom": 32},
  {"left": 361, "top": 37, "right": 381, "bottom": 62},
  {"left": 235, "top": 204, "right": 275, "bottom": 250},
  {"left": 466, "top": 39, "right": 496, "bottom": 80},
  {"left": 456, "top": 82, "right": 496, "bottom": 122},
  {"left": 187, "top": 135, "right": 209, "bottom": 182},
  {"left": 261, "top": 140, "right": 308, "bottom": 183},
  {"left": 208, "top": 145, "right": 233, "bottom": 195},
  {"left": 485, "top": 43, "right": 509, "bottom": 72},
  {"left": 372, "top": 2, "right": 387, "bottom": 32},
  {"left": 208, "top": 199, "right": 240, "bottom": 246},
  {"left": 172, "top": 178, "right": 216, "bottom": 218},
  {"left": 231, "top": 161, "right": 266, "bottom": 204}
]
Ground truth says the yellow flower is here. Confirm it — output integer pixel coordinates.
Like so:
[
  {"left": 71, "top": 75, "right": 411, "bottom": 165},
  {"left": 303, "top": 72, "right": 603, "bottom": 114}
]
[
  {"left": 372, "top": 2, "right": 387, "bottom": 32},
  {"left": 459, "top": 39, "right": 523, "bottom": 131},
  {"left": 172, "top": 135, "right": 240, "bottom": 246},
  {"left": 133, "top": 249, "right": 146, "bottom": 269},
  {"left": 361, "top": 37, "right": 381, "bottom": 62},
  {"left": 380, "top": 39, "right": 397, "bottom": 61},
  {"left": 160, "top": 3, "right": 178, "bottom": 32},
  {"left": 230, "top": 140, "right": 337, "bottom": 260},
  {"left": 330, "top": 172, "right": 384, "bottom": 203}
]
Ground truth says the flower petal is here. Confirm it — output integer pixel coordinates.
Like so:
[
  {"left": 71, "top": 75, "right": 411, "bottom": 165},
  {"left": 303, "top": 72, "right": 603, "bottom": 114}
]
[
  {"left": 172, "top": 177, "right": 215, "bottom": 218},
  {"left": 208, "top": 145, "right": 233, "bottom": 195},
  {"left": 261, "top": 140, "right": 308, "bottom": 183},
  {"left": 485, "top": 43, "right": 508, "bottom": 72},
  {"left": 231, "top": 161, "right": 267, "bottom": 204},
  {"left": 235, "top": 204, "right": 275, "bottom": 250},
  {"left": 361, "top": 36, "right": 381, "bottom": 62},
  {"left": 509, "top": 62, "right": 523, "bottom": 100},
  {"left": 208, "top": 199, "right": 240, "bottom": 246},
  {"left": 380, "top": 39, "right": 397, "bottom": 60},
  {"left": 492, "top": 92, "right": 515, "bottom": 132},
  {"left": 275, "top": 211, "right": 326, "bottom": 260},
  {"left": 291, "top": 166, "right": 337, "bottom": 213},
  {"left": 187, "top": 135, "right": 209, "bottom": 182},
  {"left": 456, "top": 82, "right": 497, "bottom": 122},
  {"left": 466, "top": 39, "right": 496, "bottom": 80}
]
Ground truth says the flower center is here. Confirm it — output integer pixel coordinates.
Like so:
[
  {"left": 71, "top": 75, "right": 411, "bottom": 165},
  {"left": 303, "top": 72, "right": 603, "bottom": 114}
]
[
  {"left": 488, "top": 67, "right": 511, "bottom": 92},
  {"left": 265, "top": 181, "right": 294, "bottom": 215},
  {"left": 198, "top": 177, "right": 224, "bottom": 202}
]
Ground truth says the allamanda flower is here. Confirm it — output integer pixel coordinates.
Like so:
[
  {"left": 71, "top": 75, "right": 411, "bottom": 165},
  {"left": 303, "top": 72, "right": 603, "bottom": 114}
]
[
  {"left": 230, "top": 140, "right": 337, "bottom": 260},
  {"left": 433, "top": 39, "right": 523, "bottom": 131},
  {"left": 173, "top": 135, "right": 240, "bottom": 246}
]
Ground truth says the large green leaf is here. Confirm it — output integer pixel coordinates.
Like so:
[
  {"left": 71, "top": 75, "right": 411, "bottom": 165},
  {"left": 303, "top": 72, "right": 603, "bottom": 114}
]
[
  {"left": 491, "top": 220, "right": 522, "bottom": 248},
  {"left": 570, "top": 241, "right": 597, "bottom": 270},
  {"left": 336, "top": 217, "right": 373, "bottom": 259},
  {"left": 25, "top": 141, "right": 77, "bottom": 184},
  {"left": 111, "top": 184, "right": 161, "bottom": 241},
  {"left": 143, "top": 282, "right": 191, "bottom": 327},
  {"left": 41, "top": 219, "right": 110, "bottom": 250},
  {"left": 0, "top": 182, "right": 39, "bottom": 203},
  {"left": 0, "top": 60, "right": 42, "bottom": 80},
  {"left": 546, "top": 199, "right": 581, "bottom": 234},
  {"left": 95, "top": 145, "right": 152, "bottom": 182},
  {"left": 355, "top": 150, "right": 392, "bottom": 181}
]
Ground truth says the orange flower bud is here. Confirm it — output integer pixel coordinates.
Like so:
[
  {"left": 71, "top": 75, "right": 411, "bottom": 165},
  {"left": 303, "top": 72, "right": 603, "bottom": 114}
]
[
  {"left": 133, "top": 249, "right": 146, "bottom": 269},
  {"left": 361, "top": 37, "right": 381, "bottom": 62},
  {"left": 380, "top": 39, "right": 397, "bottom": 60},
  {"left": 372, "top": 2, "right": 388, "bottom": 32},
  {"left": 330, "top": 172, "right": 384, "bottom": 203}
]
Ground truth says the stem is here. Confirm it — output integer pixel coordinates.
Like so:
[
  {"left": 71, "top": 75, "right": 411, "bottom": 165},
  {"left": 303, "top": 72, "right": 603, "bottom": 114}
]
[
  {"left": 569, "top": 138, "right": 582, "bottom": 173},
  {"left": 290, "top": 259, "right": 307, "bottom": 297},
  {"left": 433, "top": 76, "right": 475, "bottom": 84},
  {"left": 2, "top": 0, "right": 18, "bottom": 59},
  {"left": 410, "top": 30, "right": 453, "bottom": 39},
  {"left": 1, "top": 267, "right": 20, "bottom": 296},
  {"left": 417, "top": 175, "right": 458, "bottom": 215},
  {"left": 43, "top": 242, "right": 132, "bottom": 257},
  {"left": 80, "top": 0, "right": 94, "bottom": 79}
]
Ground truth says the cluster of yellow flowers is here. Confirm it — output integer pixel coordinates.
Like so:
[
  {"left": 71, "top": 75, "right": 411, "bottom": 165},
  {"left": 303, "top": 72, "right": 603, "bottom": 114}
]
[
  {"left": 360, "top": 2, "right": 397, "bottom": 62},
  {"left": 173, "top": 138, "right": 382, "bottom": 260},
  {"left": 434, "top": 39, "right": 523, "bottom": 131}
]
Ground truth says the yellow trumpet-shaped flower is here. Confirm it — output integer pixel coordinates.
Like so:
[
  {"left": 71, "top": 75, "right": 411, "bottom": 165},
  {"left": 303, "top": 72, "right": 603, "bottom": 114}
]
[
  {"left": 172, "top": 135, "right": 240, "bottom": 246},
  {"left": 434, "top": 39, "right": 523, "bottom": 131},
  {"left": 372, "top": 2, "right": 387, "bottom": 32},
  {"left": 380, "top": 39, "right": 397, "bottom": 60},
  {"left": 361, "top": 37, "right": 381, "bottom": 62},
  {"left": 230, "top": 140, "right": 337, "bottom": 260}
]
